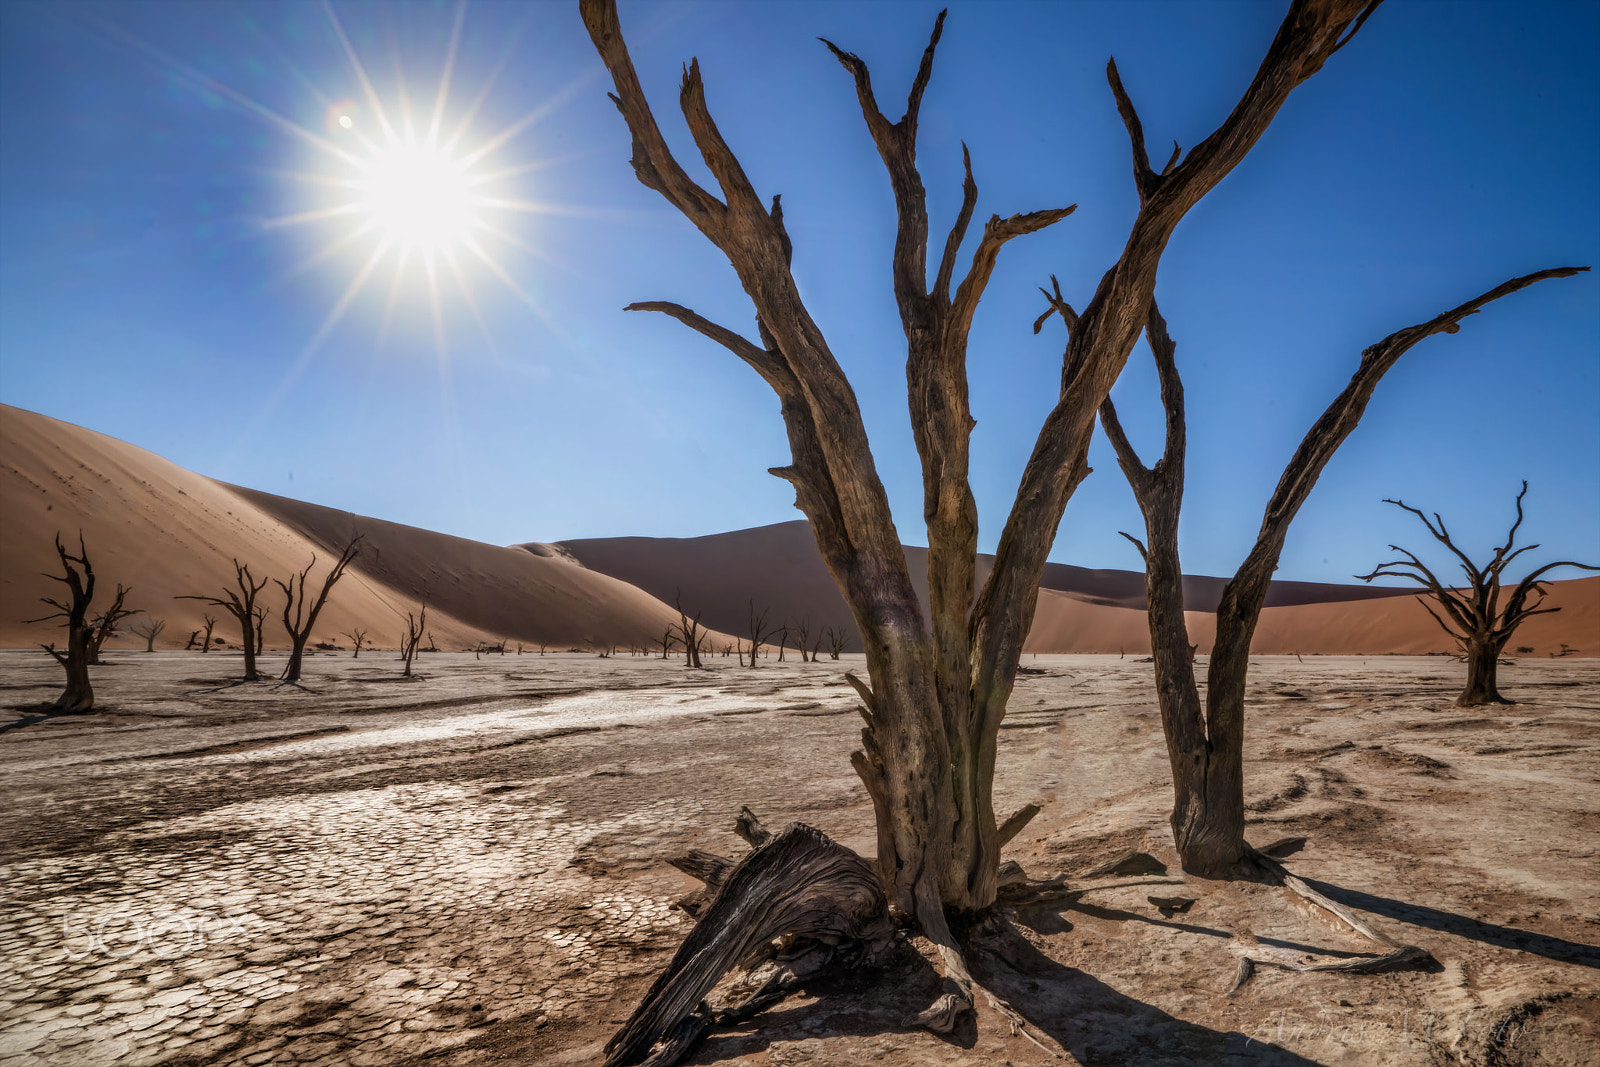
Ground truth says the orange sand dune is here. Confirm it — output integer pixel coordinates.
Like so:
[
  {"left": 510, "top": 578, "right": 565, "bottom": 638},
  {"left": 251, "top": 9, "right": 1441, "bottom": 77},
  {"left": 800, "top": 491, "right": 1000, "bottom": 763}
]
[
  {"left": 554, "top": 521, "right": 1419, "bottom": 653},
  {"left": 1023, "top": 577, "right": 1599, "bottom": 656},
  {"left": 0, "top": 406, "right": 723, "bottom": 652}
]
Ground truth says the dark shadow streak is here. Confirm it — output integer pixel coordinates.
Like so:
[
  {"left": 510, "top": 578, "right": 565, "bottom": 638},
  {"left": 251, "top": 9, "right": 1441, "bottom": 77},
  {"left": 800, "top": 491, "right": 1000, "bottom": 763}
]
[
  {"left": 973, "top": 925, "right": 1324, "bottom": 1066},
  {"left": 1301, "top": 877, "right": 1600, "bottom": 969}
]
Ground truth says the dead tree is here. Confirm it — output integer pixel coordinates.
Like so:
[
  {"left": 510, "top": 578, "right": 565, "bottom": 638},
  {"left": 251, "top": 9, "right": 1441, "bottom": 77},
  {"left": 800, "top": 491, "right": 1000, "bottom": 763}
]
[
  {"left": 793, "top": 617, "right": 812, "bottom": 662},
  {"left": 28, "top": 533, "right": 102, "bottom": 712},
  {"left": 178, "top": 561, "right": 270, "bottom": 682},
  {"left": 1358, "top": 483, "right": 1597, "bottom": 706},
  {"left": 84, "top": 585, "right": 135, "bottom": 665},
  {"left": 1087, "top": 265, "right": 1585, "bottom": 876},
  {"left": 826, "top": 626, "right": 846, "bottom": 660},
  {"left": 275, "top": 538, "right": 362, "bottom": 684},
  {"left": 400, "top": 605, "right": 427, "bottom": 678},
  {"left": 129, "top": 616, "right": 166, "bottom": 652},
  {"left": 743, "top": 602, "right": 775, "bottom": 668},
  {"left": 674, "top": 592, "right": 708, "bottom": 668},
  {"left": 659, "top": 625, "right": 678, "bottom": 660},
  {"left": 184, "top": 630, "right": 200, "bottom": 651},
  {"left": 584, "top": 0, "right": 1383, "bottom": 1054},
  {"left": 344, "top": 629, "right": 369, "bottom": 658},
  {"left": 196, "top": 614, "right": 217, "bottom": 654}
]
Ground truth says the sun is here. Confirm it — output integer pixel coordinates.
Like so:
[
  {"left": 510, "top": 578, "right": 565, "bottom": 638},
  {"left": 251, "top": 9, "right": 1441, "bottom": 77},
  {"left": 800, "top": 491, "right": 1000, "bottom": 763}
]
[{"left": 349, "top": 136, "right": 480, "bottom": 256}]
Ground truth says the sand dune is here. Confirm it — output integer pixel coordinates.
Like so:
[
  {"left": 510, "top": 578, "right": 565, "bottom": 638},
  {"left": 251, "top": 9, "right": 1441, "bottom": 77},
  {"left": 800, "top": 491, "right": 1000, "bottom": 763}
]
[
  {"left": 1023, "top": 577, "right": 1599, "bottom": 656},
  {"left": 4, "top": 404, "right": 1589, "bottom": 658},
  {"left": 0, "top": 406, "right": 723, "bottom": 652},
  {"left": 554, "top": 521, "right": 1423, "bottom": 653}
]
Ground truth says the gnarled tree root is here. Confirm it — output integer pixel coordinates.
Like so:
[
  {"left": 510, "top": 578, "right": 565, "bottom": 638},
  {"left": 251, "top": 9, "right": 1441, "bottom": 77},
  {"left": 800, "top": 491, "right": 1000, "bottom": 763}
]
[
  {"left": 604, "top": 822, "right": 892, "bottom": 1067},
  {"left": 1225, "top": 847, "right": 1435, "bottom": 993}
]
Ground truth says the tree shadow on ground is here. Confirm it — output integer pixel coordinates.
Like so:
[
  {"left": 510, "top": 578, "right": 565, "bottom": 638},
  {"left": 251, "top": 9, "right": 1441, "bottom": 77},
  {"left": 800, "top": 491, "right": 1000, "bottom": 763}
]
[
  {"left": 972, "top": 923, "right": 1326, "bottom": 1066},
  {"left": 682, "top": 924, "right": 1323, "bottom": 1067},
  {"left": 1301, "top": 877, "right": 1600, "bottom": 969}
]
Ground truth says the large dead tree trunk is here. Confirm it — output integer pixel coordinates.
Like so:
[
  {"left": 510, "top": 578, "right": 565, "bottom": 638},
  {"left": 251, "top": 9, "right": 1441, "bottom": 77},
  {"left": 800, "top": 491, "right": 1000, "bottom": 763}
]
[
  {"left": 1091, "top": 270, "right": 1585, "bottom": 876},
  {"left": 583, "top": 0, "right": 1382, "bottom": 1052},
  {"left": 29, "top": 533, "right": 101, "bottom": 713},
  {"left": 275, "top": 538, "right": 361, "bottom": 685},
  {"left": 179, "top": 560, "right": 271, "bottom": 682},
  {"left": 1358, "top": 483, "right": 1597, "bottom": 707}
]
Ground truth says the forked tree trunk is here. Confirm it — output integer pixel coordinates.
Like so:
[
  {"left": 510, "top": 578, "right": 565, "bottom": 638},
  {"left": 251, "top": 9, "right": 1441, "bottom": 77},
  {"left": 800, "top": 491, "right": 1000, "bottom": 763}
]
[
  {"left": 30, "top": 533, "right": 101, "bottom": 714},
  {"left": 276, "top": 538, "right": 361, "bottom": 685},
  {"left": 1093, "top": 271, "right": 1584, "bottom": 877},
  {"left": 583, "top": 0, "right": 1387, "bottom": 1048}
]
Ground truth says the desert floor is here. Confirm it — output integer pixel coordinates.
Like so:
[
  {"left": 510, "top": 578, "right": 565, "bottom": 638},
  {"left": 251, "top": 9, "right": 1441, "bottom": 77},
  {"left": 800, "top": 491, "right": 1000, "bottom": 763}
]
[{"left": 1, "top": 650, "right": 1596, "bottom": 1067}]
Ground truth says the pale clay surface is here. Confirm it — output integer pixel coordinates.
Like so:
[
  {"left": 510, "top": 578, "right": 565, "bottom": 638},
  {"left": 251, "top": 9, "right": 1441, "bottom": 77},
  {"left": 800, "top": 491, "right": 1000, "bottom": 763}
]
[{"left": 1, "top": 650, "right": 1596, "bottom": 1066}]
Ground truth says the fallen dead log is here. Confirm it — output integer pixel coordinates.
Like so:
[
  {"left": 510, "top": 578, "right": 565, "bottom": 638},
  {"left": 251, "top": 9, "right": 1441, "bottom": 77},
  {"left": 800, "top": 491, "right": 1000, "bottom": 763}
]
[{"left": 604, "top": 823, "right": 893, "bottom": 1067}]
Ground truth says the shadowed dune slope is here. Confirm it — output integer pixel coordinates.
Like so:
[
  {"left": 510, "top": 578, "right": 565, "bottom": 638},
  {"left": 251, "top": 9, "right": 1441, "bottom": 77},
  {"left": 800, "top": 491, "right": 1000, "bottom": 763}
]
[
  {"left": 230, "top": 486, "right": 718, "bottom": 651},
  {"left": 547, "top": 521, "right": 1425, "bottom": 653},
  {"left": 0, "top": 406, "right": 722, "bottom": 652}
]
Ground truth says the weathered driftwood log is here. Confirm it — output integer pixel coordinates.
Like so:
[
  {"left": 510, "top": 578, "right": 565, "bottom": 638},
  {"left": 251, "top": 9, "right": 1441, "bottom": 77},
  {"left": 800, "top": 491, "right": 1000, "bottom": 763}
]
[{"left": 605, "top": 824, "right": 892, "bottom": 1067}]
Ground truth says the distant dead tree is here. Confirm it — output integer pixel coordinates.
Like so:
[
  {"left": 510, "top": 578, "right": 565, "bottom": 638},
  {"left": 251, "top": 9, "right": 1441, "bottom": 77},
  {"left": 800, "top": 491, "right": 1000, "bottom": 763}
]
[
  {"left": 275, "top": 538, "right": 362, "bottom": 685},
  {"left": 673, "top": 592, "right": 708, "bottom": 668},
  {"left": 582, "top": 0, "right": 1403, "bottom": 1053},
  {"left": 344, "top": 629, "right": 369, "bottom": 658},
  {"left": 659, "top": 625, "right": 678, "bottom": 660},
  {"left": 129, "top": 615, "right": 166, "bottom": 652},
  {"left": 28, "top": 533, "right": 106, "bottom": 712},
  {"left": 1091, "top": 269, "right": 1584, "bottom": 877},
  {"left": 84, "top": 585, "right": 136, "bottom": 666},
  {"left": 743, "top": 602, "right": 775, "bottom": 669},
  {"left": 400, "top": 605, "right": 427, "bottom": 678},
  {"left": 793, "top": 618, "right": 812, "bottom": 662},
  {"left": 1358, "top": 482, "right": 1598, "bottom": 706},
  {"left": 178, "top": 560, "right": 271, "bottom": 682},
  {"left": 196, "top": 614, "right": 217, "bottom": 655},
  {"left": 184, "top": 630, "right": 200, "bottom": 651},
  {"left": 826, "top": 626, "right": 846, "bottom": 660}
]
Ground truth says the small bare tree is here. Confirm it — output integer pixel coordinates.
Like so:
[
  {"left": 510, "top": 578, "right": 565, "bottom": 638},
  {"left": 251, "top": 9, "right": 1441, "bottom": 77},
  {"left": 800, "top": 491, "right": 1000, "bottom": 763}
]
[
  {"left": 84, "top": 585, "right": 136, "bottom": 666},
  {"left": 129, "top": 616, "right": 166, "bottom": 652},
  {"left": 673, "top": 593, "right": 708, "bottom": 668},
  {"left": 744, "top": 602, "right": 775, "bottom": 669},
  {"left": 275, "top": 538, "right": 362, "bottom": 685},
  {"left": 793, "top": 617, "right": 812, "bottom": 662},
  {"left": 28, "top": 533, "right": 102, "bottom": 712},
  {"left": 1089, "top": 267, "right": 1583, "bottom": 876},
  {"left": 658, "top": 625, "right": 677, "bottom": 660},
  {"left": 252, "top": 603, "right": 267, "bottom": 654},
  {"left": 178, "top": 560, "right": 271, "bottom": 681},
  {"left": 344, "top": 629, "right": 369, "bottom": 658},
  {"left": 1358, "top": 483, "right": 1598, "bottom": 706},
  {"left": 826, "top": 626, "right": 847, "bottom": 660},
  {"left": 400, "top": 605, "right": 427, "bottom": 678},
  {"left": 196, "top": 614, "right": 217, "bottom": 655}
]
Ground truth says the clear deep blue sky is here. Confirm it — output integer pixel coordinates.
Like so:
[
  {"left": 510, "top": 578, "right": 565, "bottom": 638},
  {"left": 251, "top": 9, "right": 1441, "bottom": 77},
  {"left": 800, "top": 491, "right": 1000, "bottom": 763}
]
[{"left": 2, "top": 0, "right": 1596, "bottom": 585}]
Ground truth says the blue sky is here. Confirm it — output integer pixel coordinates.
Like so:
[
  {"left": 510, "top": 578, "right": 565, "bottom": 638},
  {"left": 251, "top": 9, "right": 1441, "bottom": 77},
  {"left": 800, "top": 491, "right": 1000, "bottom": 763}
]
[{"left": 1, "top": 0, "right": 1596, "bottom": 585}]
